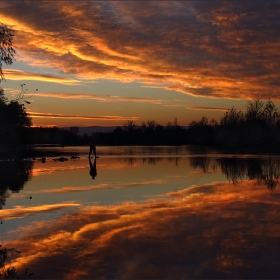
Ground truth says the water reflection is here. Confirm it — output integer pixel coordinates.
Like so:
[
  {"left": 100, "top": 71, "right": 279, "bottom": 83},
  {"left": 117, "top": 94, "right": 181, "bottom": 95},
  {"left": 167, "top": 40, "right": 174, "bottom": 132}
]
[
  {"left": 2, "top": 149, "right": 280, "bottom": 278},
  {"left": 142, "top": 157, "right": 163, "bottom": 165},
  {"left": 125, "top": 157, "right": 136, "bottom": 166},
  {"left": 190, "top": 156, "right": 211, "bottom": 173},
  {"left": 259, "top": 159, "right": 280, "bottom": 191},
  {"left": 218, "top": 157, "right": 280, "bottom": 190},
  {"left": 167, "top": 157, "right": 180, "bottom": 166},
  {"left": 4, "top": 180, "right": 280, "bottom": 279},
  {"left": 125, "top": 157, "right": 164, "bottom": 166},
  {"left": 0, "top": 160, "right": 33, "bottom": 209},
  {"left": 218, "top": 158, "right": 249, "bottom": 183},
  {"left": 1, "top": 153, "right": 280, "bottom": 206},
  {"left": 89, "top": 157, "right": 97, "bottom": 179}
]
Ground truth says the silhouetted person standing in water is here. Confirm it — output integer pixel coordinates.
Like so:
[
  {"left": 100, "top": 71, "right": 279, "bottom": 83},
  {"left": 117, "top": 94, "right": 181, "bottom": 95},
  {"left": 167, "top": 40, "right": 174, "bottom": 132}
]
[
  {"left": 89, "top": 157, "right": 97, "bottom": 179},
  {"left": 88, "top": 133, "right": 98, "bottom": 158}
]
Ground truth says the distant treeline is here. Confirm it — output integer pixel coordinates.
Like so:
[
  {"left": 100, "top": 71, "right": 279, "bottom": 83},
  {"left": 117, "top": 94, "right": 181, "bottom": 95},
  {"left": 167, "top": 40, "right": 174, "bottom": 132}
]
[
  {"left": 187, "top": 99, "right": 280, "bottom": 153},
  {"left": 97, "top": 99, "right": 280, "bottom": 153},
  {"left": 94, "top": 99, "right": 280, "bottom": 153},
  {"left": 2, "top": 94, "right": 280, "bottom": 153},
  {"left": 21, "top": 118, "right": 187, "bottom": 146},
  {"left": 97, "top": 119, "right": 187, "bottom": 145}
]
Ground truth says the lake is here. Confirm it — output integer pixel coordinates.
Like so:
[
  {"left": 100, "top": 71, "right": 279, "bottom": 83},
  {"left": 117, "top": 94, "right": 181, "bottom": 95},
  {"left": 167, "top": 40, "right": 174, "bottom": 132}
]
[{"left": 1, "top": 146, "right": 280, "bottom": 279}]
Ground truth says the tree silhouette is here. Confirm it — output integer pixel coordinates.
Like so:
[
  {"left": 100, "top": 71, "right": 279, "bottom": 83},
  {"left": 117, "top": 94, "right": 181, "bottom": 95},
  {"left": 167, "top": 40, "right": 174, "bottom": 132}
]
[
  {"left": 0, "top": 24, "right": 15, "bottom": 81},
  {"left": 123, "top": 120, "right": 136, "bottom": 132},
  {"left": 220, "top": 107, "right": 244, "bottom": 127},
  {"left": 0, "top": 88, "right": 32, "bottom": 147},
  {"left": 185, "top": 99, "right": 280, "bottom": 152},
  {"left": 0, "top": 25, "right": 34, "bottom": 149}
]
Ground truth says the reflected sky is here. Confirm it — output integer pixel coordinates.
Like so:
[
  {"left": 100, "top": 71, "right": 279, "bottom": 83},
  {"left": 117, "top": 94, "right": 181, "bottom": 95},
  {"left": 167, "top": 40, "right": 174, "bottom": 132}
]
[{"left": 1, "top": 147, "right": 280, "bottom": 279}]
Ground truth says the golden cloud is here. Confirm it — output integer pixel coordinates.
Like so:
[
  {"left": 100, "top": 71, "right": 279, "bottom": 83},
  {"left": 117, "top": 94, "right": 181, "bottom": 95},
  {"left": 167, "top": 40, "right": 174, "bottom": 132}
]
[
  {"left": 1, "top": 1, "right": 279, "bottom": 100},
  {"left": 29, "top": 112, "right": 139, "bottom": 121},
  {"left": 163, "top": 104, "right": 229, "bottom": 111},
  {"left": 35, "top": 92, "right": 164, "bottom": 104},
  {"left": 4, "top": 69, "right": 80, "bottom": 85}
]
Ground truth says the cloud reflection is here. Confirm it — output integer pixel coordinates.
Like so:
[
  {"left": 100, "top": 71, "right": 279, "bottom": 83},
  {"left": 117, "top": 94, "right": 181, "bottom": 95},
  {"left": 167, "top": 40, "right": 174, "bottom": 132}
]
[
  {"left": 1, "top": 203, "right": 80, "bottom": 221},
  {"left": 25, "top": 180, "right": 165, "bottom": 195},
  {"left": 3, "top": 180, "right": 280, "bottom": 279},
  {"left": 32, "top": 165, "right": 88, "bottom": 176}
]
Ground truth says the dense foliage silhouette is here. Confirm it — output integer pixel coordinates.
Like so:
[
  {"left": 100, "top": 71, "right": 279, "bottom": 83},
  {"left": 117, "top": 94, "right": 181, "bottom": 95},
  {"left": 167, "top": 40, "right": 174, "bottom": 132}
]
[
  {"left": 187, "top": 99, "right": 280, "bottom": 153},
  {"left": 0, "top": 24, "right": 15, "bottom": 80},
  {"left": 0, "top": 88, "right": 32, "bottom": 152}
]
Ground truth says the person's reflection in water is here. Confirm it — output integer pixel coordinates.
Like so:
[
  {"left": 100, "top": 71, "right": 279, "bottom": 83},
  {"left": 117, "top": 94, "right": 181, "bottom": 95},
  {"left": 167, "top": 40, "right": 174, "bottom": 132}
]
[{"left": 89, "top": 157, "right": 97, "bottom": 179}]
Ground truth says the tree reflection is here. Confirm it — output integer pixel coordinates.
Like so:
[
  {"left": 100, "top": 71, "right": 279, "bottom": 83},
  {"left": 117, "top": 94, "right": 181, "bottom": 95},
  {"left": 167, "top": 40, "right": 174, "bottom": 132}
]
[
  {"left": 126, "top": 157, "right": 136, "bottom": 166},
  {"left": 167, "top": 157, "right": 180, "bottom": 166},
  {"left": 0, "top": 190, "right": 9, "bottom": 210},
  {"left": 259, "top": 159, "right": 280, "bottom": 191},
  {"left": 141, "top": 158, "right": 164, "bottom": 165},
  {"left": 190, "top": 157, "right": 211, "bottom": 173},
  {"left": 246, "top": 158, "right": 263, "bottom": 181},
  {"left": 217, "top": 157, "right": 280, "bottom": 190},
  {"left": 218, "top": 158, "right": 248, "bottom": 183},
  {"left": 190, "top": 156, "right": 280, "bottom": 190},
  {"left": 0, "top": 160, "right": 33, "bottom": 209}
]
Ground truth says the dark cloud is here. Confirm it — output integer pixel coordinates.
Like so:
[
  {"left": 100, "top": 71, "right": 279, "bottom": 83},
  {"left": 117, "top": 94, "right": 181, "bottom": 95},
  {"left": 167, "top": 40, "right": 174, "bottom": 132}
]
[{"left": 187, "top": 106, "right": 229, "bottom": 111}]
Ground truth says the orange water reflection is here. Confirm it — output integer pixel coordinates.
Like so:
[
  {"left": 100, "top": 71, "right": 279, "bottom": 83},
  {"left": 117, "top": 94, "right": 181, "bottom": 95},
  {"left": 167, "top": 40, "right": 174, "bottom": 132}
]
[{"left": 4, "top": 179, "right": 280, "bottom": 279}]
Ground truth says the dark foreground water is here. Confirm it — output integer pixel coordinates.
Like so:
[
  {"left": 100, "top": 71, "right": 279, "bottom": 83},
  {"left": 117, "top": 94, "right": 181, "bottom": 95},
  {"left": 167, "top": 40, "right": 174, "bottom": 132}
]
[{"left": 1, "top": 146, "right": 280, "bottom": 279}]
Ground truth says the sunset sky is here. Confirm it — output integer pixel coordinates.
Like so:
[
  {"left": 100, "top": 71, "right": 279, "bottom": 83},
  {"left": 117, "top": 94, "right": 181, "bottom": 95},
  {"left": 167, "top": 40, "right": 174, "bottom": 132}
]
[{"left": 1, "top": 0, "right": 280, "bottom": 127}]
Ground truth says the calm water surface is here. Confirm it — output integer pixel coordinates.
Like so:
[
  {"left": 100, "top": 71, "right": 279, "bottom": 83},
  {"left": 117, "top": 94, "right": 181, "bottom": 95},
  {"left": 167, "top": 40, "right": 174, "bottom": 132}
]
[{"left": 1, "top": 146, "right": 280, "bottom": 279}]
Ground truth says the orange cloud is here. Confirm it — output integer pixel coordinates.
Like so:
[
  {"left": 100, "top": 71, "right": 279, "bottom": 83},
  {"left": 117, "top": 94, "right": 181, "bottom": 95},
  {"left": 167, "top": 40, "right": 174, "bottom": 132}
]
[
  {"left": 1, "top": 1, "right": 279, "bottom": 100},
  {"left": 4, "top": 69, "right": 79, "bottom": 85},
  {"left": 163, "top": 104, "right": 229, "bottom": 111},
  {"left": 29, "top": 112, "right": 139, "bottom": 121},
  {"left": 34, "top": 92, "right": 164, "bottom": 104}
]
